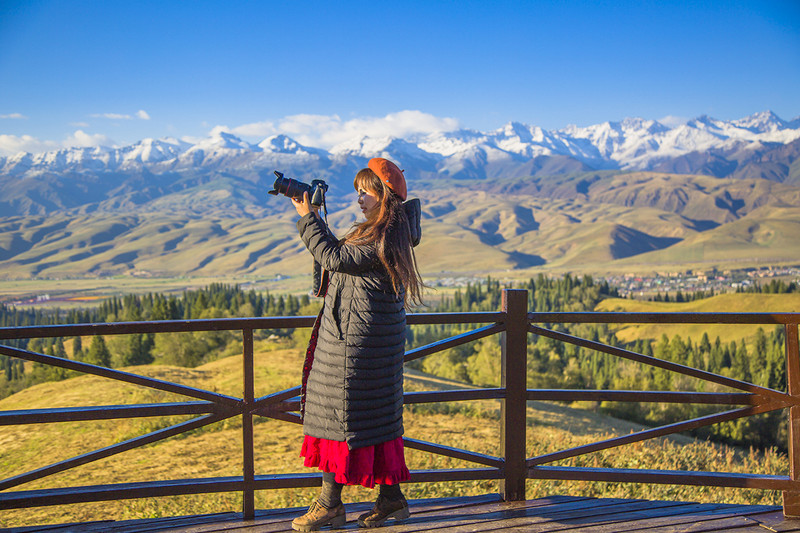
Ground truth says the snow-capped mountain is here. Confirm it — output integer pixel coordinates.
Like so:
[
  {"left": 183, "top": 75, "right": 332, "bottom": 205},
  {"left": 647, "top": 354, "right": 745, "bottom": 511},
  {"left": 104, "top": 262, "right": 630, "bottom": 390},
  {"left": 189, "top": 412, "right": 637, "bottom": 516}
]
[
  {"left": 1, "top": 111, "right": 799, "bottom": 209},
  {"left": 121, "top": 138, "right": 191, "bottom": 165}
]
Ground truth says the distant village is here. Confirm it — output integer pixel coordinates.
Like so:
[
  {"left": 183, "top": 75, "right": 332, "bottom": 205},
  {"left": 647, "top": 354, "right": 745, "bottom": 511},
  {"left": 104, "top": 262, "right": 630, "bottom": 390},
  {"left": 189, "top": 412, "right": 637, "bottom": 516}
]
[
  {"left": 5, "top": 266, "right": 800, "bottom": 308},
  {"left": 602, "top": 266, "right": 800, "bottom": 299},
  {"left": 431, "top": 266, "right": 800, "bottom": 301}
]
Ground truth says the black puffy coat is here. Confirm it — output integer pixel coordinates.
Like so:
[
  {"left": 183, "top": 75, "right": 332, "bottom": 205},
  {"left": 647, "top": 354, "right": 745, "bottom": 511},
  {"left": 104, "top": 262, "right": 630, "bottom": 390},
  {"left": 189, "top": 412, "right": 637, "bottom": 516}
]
[{"left": 296, "top": 212, "right": 407, "bottom": 449}]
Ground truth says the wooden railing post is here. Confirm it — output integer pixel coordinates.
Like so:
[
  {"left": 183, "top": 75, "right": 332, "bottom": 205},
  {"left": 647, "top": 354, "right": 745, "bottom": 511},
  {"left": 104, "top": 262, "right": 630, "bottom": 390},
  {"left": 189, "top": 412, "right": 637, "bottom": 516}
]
[
  {"left": 784, "top": 323, "right": 800, "bottom": 518},
  {"left": 500, "top": 289, "right": 528, "bottom": 501},
  {"left": 242, "top": 328, "right": 255, "bottom": 520}
]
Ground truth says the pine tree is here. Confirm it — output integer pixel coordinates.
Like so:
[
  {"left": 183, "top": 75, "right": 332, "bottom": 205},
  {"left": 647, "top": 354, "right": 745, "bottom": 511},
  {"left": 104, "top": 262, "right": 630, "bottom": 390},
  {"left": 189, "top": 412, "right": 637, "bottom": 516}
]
[
  {"left": 86, "top": 336, "right": 112, "bottom": 367},
  {"left": 72, "top": 337, "right": 84, "bottom": 361}
]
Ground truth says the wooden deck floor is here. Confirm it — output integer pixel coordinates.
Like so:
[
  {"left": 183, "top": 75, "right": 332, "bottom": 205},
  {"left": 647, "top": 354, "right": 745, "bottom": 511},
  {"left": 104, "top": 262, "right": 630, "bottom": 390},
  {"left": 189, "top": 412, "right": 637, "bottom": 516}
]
[{"left": 5, "top": 494, "right": 799, "bottom": 533}]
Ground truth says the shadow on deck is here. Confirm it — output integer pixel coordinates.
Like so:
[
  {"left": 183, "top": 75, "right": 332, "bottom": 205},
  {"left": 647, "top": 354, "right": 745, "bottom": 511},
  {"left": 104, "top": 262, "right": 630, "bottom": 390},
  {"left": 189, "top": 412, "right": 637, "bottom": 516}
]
[{"left": 5, "top": 494, "right": 796, "bottom": 533}]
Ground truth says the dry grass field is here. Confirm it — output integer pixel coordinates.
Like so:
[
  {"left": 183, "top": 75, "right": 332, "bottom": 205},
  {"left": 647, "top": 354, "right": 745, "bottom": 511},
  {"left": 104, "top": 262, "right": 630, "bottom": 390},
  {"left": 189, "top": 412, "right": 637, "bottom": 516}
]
[
  {"left": 0, "top": 340, "right": 790, "bottom": 528},
  {"left": 595, "top": 292, "right": 800, "bottom": 345},
  {"left": 3, "top": 173, "right": 800, "bottom": 282}
]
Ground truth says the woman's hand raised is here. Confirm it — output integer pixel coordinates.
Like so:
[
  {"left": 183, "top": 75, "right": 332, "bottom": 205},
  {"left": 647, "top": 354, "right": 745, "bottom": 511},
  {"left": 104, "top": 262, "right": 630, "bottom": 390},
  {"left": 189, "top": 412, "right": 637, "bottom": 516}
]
[{"left": 292, "top": 191, "right": 320, "bottom": 218}]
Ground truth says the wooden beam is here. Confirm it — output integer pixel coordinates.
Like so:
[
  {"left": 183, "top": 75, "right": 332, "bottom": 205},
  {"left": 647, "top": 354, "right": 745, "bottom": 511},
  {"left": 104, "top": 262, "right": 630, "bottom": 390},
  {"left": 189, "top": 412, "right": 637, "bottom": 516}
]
[
  {"left": 0, "top": 414, "right": 227, "bottom": 491},
  {"left": 403, "top": 437, "right": 503, "bottom": 468},
  {"left": 528, "top": 403, "right": 785, "bottom": 467},
  {"left": 404, "top": 323, "right": 504, "bottom": 363},
  {"left": 783, "top": 323, "right": 800, "bottom": 518},
  {"left": 242, "top": 328, "right": 255, "bottom": 520},
  {"left": 0, "top": 316, "right": 318, "bottom": 339},
  {"left": 406, "top": 312, "right": 504, "bottom": 325},
  {"left": 526, "top": 389, "right": 762, "bottom": 405},
  {"left": 404, "top": 388, "right": 504, "bottom": 404},
  {"left": 529, "top": 324, "right": 793, "bottom": 405},
  {"left": 530, "top": 311, "right": 800, "bottom": 325},
  {"left": 252, "top": 385, "right": 301, "bottom": 411},
  {"left": 0, "top": 344, "right": 242, "bottom": 406},
  {"left": 530, "top": 466, "right": 799, "bottom": 491},
  {"left": 0, "top": 402, "right": 228, "bottom": 425},
  {"left": 500, "top": 289, "right": 528, "bottom": 501},
  {"left": 0, "top": 477, "right": 246, "bottom": 509}
]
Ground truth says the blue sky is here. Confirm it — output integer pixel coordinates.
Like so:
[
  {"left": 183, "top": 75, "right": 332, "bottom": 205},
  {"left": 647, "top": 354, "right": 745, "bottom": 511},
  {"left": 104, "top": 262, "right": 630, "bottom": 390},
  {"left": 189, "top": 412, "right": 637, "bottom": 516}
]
[{"left": 0, "top": 0, "right": 798, "bottom": 156}]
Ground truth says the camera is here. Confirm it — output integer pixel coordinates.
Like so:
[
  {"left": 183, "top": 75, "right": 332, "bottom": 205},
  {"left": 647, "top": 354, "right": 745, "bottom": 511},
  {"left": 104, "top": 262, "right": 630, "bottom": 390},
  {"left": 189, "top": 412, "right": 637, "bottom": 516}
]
[
  {"left": 269, "top": 170, "right": 330, "bottom": 297},
  {"left": 268, "top": 171, "right": 328, "bottom": 207}
]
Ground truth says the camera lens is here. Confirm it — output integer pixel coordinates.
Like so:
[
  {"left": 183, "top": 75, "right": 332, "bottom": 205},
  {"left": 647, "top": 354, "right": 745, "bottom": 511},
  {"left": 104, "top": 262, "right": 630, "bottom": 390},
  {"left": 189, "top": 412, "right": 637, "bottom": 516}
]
[{"left": 270, "top": 176, "right": 310, "bottom": 199}]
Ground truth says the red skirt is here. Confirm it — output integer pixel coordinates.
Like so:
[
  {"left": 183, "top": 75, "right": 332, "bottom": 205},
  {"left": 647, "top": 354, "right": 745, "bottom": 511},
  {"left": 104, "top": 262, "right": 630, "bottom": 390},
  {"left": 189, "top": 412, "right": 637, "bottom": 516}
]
[{"left": 300, "top": 435, "right": 410, "bottom": 488}]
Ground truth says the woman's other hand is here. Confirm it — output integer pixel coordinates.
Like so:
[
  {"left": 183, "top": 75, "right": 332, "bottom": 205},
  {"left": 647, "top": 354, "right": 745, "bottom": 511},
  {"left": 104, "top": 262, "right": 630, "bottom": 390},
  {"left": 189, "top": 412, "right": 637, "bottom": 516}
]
[{"left": 292, "top": 191, "right": 320, "bottom": 218}]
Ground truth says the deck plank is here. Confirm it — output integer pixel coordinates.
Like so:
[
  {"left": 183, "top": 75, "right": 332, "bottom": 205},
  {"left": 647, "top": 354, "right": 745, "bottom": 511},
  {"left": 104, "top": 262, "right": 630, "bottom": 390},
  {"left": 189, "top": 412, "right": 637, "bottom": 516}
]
[
  {"left": 1, "top": 495, "right": 792, "bottom": 533},
  {"left": 553, "top": 502, "right": 735, "bottom": 532},
  {"left": 645, "top": 511, "right": 800, "bottom": 533},
  {"left": 370, "top": 497, "right": 640, "bottom": 532},
  {"left": 610, "top": 508, "right": 789, "bottom": 532},
  {"left": 393, "top": 500, "right": 719, "bottom": 532},
  {"left": 367, "top": 498, "right": 697, "bottom": 533},
  {"left": 568, "top": 504, "right": 778, "bottom": 532},
  {"left": 481, "top": 501, "right": 710, "bottom": 532}
]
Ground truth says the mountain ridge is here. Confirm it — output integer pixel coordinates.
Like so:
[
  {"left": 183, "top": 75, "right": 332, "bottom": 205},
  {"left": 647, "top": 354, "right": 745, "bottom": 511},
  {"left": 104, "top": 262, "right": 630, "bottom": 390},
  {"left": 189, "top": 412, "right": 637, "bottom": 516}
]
[
  {"left": 3, "top": 111, "right": 799, "bottom": 218},
  {"left": 2, "top": 171, "right": 800, "bottom": 280},
  {"left": 3, "top": 110, "right": 799, "bottom": 179},
  {"left": 1, "top": 111, "right": 799, "bottom": 278}
]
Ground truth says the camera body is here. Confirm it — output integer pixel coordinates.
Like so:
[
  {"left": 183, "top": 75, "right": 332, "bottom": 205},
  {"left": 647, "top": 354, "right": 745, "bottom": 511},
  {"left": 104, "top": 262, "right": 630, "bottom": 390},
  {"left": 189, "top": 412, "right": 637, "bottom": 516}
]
[
  {"left": 268, "top": 170, "right": 331, "bottom": 297},
  {"left": 268, "top": 171, "right": 328, "bottom": 207}
]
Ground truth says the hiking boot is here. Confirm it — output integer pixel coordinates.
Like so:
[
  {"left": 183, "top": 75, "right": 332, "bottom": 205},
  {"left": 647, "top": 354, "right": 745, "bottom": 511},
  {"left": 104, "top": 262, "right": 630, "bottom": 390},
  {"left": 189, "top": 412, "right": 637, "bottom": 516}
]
[
  {"left": 357, "top": 495, "right": 410, "bottom": 528},
  {"left": 291, "top": 499, "right": 346, "bottom": 531}
]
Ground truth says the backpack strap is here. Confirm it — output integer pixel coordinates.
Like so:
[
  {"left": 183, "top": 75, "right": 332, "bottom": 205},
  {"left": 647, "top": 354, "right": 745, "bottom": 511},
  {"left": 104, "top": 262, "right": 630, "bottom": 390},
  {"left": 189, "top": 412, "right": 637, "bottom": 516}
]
[{"left": 403, "top": 198, "right": 421, "bottom": 247}]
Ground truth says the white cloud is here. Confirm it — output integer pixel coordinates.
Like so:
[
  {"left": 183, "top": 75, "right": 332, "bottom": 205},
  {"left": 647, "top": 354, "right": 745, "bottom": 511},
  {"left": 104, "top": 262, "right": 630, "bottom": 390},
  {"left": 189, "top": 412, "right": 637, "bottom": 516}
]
[
  {"left": 0, "top": 134, "right": 60, "bottom": 156},
  {"left": 1, "top": 110, "right": 460, "bottom": 157},
  {"left": 208, "top": 124, "right": 236, "bottom": 137},
  {"left": 0, "top": 113, "right": 27, "bottom": 119},
  {"left": 658, "top": 115, "right": 690, "bottom": 128},
  {"left": 65, "top": 130, "right": 115, "bottom": 148},
  {"left": 179, "top": 134, "right": 207, "bottom": 145},
  {"left": 227, "top": 120, "right": 278, "bottom": 138},
  {"left": 214, "top": 110, "right": 460, "bottom": 149},
  {"left": 0, "top": 130, "right": 115, "bottom": 157},
  {"left": 89, "top": 110, "right": 150, "bottom": 120},
  {"left": 92, "top": 112, "right": 133, "bottom": 120}
]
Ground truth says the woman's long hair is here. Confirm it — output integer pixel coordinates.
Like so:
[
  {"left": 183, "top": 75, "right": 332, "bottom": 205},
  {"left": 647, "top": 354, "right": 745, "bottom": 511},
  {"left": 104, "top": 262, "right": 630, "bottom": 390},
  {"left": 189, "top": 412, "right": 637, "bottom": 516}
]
[{"left": 346, "top": 168, "right": 424, "bottom": 304}]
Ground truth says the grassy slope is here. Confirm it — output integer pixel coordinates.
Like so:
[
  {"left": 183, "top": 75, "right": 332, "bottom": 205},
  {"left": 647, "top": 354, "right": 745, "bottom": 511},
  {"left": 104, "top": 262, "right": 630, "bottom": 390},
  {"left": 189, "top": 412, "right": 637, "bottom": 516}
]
[
  {"left": 0, "top": 213, "right": 309, "bottom": 279},
  {"left": 595, "top": 292, "right": 800, "bottom": 345},
  {"left": 3, "top": 173, "right": 800, "bottom": 280},
  {"left": 0, "top": 340, "right": 789, "bottom": 527},
  {"left": 611, "top": 209, "right": 800, "bottom": 269}
]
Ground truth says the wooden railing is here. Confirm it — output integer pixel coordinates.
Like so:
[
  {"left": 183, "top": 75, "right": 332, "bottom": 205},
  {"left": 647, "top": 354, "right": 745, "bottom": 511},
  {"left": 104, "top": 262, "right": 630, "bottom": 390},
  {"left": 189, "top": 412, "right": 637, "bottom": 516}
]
[{"left": 1, "top": 289, "right": 799, "bottom": 518}]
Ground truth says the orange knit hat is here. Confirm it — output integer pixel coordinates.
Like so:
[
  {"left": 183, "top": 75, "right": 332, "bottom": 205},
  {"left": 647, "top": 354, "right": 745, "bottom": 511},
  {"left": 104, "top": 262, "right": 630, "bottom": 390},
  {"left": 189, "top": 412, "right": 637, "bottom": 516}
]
[{"left": 368, "top": 157, "right": 407, "bottom": 201}]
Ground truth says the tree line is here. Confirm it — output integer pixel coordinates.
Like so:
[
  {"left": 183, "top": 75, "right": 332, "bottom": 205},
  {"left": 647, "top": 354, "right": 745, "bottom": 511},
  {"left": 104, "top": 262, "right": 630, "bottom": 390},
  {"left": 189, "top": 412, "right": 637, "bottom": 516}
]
[
  {"left": 0, "top": 276, "right": 793, "bottom": 451},
  {"left": 649, "top": 290, "right": 715, "bottom": 302},
  {"left": 0, "top": 283, "right": 317, "bottom": 398},
  {"left": 406, "top": 274, "right": 789, "bottom": 451},
  {"left": 646, "top": 277, "right": 798, "bottom": 303},
  {"left": 738, "top": 279, "right": 799, "bottom": 294}
]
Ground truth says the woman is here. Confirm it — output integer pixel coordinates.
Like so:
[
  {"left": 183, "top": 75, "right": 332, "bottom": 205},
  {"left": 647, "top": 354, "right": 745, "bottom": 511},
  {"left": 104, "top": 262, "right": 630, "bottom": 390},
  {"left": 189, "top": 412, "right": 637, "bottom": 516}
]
[{"left": 290, "top": 158, "right": 423, "bottom": 531}]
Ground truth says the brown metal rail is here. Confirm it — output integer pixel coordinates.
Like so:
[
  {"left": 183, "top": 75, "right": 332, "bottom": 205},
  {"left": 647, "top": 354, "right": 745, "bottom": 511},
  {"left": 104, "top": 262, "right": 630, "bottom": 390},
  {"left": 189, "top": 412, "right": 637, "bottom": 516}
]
[
  {"left": 0, "top": 309, "right": 506, "bottom": 517},
  {"left": 1, "top": 289, "right": 799, "bottom": 517},
  {"left": 526, "top": 303, "right": 800, "bottom": 517}
]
